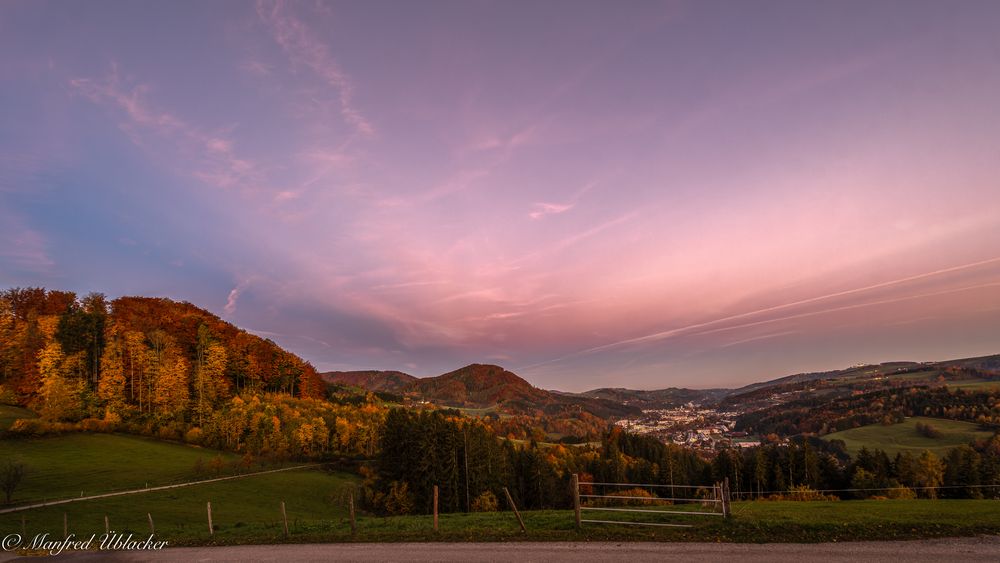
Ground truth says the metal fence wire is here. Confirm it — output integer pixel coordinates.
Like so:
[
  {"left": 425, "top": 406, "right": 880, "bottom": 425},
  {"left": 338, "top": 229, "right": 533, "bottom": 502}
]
[{"left": 571, "top": 474, "right": 732, "bottom": 529}]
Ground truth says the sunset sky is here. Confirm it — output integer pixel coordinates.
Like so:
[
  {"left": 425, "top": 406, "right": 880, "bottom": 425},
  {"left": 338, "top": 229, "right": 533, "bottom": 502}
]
[{"left": 2, "top": 0, "right": 999, "bottom": 390}]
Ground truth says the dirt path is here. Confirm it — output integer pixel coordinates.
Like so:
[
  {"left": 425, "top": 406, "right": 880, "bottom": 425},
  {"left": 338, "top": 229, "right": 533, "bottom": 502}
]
[{"left": 0, "top": 464, "right": 321, "bottom": 515}]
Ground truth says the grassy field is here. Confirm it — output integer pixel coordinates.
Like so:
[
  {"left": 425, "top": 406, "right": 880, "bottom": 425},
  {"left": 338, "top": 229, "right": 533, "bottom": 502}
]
[
  {"left": 0, "top": 467, "right": 359, "bottom": 546},
  {"left": 1, "top": 431, "right": 998, "bottom": 547},
  {"left": 824, "top": 416, "right": 994, "bottom": 456},
  {"left": 0, "top": 433, "right": 247, "bottom": 504},
  {"left": 4, "top": 497, "right": 1000, "bottom": 546}
]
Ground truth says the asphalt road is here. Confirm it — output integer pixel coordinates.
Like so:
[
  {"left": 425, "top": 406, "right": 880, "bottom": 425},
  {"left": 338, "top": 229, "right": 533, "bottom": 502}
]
[{"left": 2, "top": 537, "right": 994, "bottom": 562}]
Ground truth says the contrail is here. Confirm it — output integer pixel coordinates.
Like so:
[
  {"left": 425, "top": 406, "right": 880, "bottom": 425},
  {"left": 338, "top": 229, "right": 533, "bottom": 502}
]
[
  {"left": 692, "top": 281, "right": 1000, "bottom": 338},
  {"left": 519, "top": 256, "right": 1000, "bottom": 370}
]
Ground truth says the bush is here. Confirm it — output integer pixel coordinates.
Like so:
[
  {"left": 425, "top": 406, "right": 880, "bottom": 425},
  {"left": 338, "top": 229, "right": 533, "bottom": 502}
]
[
  {"left": 8, "top": 418, "right": 54, "bottom": 437},
  {"left": 916, "top": 422, "right": 942, "bottom": 439},
  {"left": 78, "top": 417, "right": 111, "bottom": 433},
  {"left": 184, "top": 427, "right": 203, "bottom": 444},
  {"left": 383, "top": 480, "right": 415, "bottom": 515},
  {"left": 471, "top": 491, "right": 499, "bottom": 512},
  {"left": 884, "top": 482, "right": 917, "bottom": 500},
  {"left": 777, "top": 485, "right": 840, "bottom": 502},
  {"left": 586, "top": 487, "right": 659, "bottom": 507}
]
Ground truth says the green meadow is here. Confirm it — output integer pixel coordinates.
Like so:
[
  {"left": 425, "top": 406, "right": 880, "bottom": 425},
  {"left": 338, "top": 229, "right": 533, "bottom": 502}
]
[
  {"left": 824, "top": 416, "right": 994, "bottom": 456},
  {"left": 0, "top": 433, "right": 246, "bottom": 504}
]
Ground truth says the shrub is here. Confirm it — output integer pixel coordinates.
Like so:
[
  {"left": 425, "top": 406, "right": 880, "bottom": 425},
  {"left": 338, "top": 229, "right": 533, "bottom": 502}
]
[
  {"left": 184, "top": 427, "right": 203, "bottom": 444},
  {"left": 471, "top": 491, "right": 499, "bottom": 512},
  {"left": 782, "top": 485, "right": 839, "bottom": 502},
  {"left": 586, "top": 487, "right": 659, "bottom": 507},
  {"left": 382, "top": 480, "right": 414, "bottom": 515},
  {"left": 884, "top": 482, "right": 917, "bottom": 500},
  {"left": 916, "top": 422, "right": 942, "bottom": 439},
  {"left": 8, "top": 418, "right": 53, "bottom": 437}
]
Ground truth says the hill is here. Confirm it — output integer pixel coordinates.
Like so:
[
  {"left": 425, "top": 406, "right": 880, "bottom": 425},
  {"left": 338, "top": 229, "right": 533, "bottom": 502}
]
[
  {"left": 823, "top": 416, "right": 995, "bottom": 456},
  {"left": 0, "top": 287, "right": 325, "bottom": 423},
  {"left": 719, "top": 355, "right": 1000, "bottom": 415},
  {"left": 325, "top": 363, "right": 639, "bottom": 420},
  {"left": 321, "top": 370, "right": 417, "bottom": 393},
  {"left": 567, "top": 387, "right": 729, "bottom": 409},
  {"left": 411, "top": 364, "right": 550, "bottom": 407}
]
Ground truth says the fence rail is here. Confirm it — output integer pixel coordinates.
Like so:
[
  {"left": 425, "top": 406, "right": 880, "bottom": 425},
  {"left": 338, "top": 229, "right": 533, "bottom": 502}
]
[{"left": 572, "top": 474, "right": 731, "bottom": 529}]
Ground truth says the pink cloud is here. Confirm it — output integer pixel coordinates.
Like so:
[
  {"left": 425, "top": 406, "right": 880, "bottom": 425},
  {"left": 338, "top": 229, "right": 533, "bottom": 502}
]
[{"left": 529, "top": 202, "right": 574, "bottom": 219}]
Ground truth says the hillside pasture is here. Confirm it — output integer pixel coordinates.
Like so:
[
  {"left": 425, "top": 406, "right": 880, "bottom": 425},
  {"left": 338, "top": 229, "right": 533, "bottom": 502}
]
[
  {"left": 0, "top": 467, "right": 358, "bottom": 545},
  {"left": 0, "top": 433, "right": 246, "bottom": 504},
  {"left": 823, "top": 416, "right": 994, "bottom": 456}
]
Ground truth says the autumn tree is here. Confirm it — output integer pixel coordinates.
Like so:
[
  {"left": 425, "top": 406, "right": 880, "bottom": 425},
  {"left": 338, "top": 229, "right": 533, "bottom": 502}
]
[
  {"left": 98, "top": 328, "right": 127, "bottom": 418},
  {"left": 154, "top": 353, "right": 190, "bottom": 422},
  {"left": 34, "top": 342, "right": 81, "bottom": 421},
  {"left": 194, "top": 325, "right": 228, "bottom": 426}
]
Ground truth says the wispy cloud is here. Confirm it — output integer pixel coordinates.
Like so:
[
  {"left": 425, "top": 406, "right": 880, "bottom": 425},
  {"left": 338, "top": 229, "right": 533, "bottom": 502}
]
[
  {"left": 719, "top": 330, "right": 799, "bottom": 349},
  {"left": 522, "top": 256, "right": 1000, "bottom": 369},
  {"left": 256, "top": 0, "right": 374, "bottom": 137},
  {"left": 224, "top": 277, "right": 255, "bottom": 316},
  {"left": 70, "top": 65, "right": 262, "bottom": 191},
  {"left": 529, "top": 181, "right": 598, "bottom": 219},
  {"left": 529, "top": 202, "right": 574, "bottom": 219}
]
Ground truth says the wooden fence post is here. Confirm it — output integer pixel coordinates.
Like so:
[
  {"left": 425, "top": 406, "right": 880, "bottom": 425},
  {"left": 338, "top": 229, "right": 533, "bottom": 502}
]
[
  {"left": 571, "top": 473, "right": 581, "bottom": 530},
  {"left": 281, "top": 501, "right": 289, "bottom": 537},
  {"left": 433, "top": 485, "right": 439, "bottom": 532},
  {"left": 148, "top": 513, "right": 155, "bottom": 535},
  {"left": 349, "top": 492, "right": 357, "bottom": 535},
  {"left": 503, "top": 487, "right": 526, "bottom": 533},
  {"left": 723, "top": 477, "right": 731, "bottom": 519},
  {"left": 207, "top": 502, "right": 213, "bottom": 535}
]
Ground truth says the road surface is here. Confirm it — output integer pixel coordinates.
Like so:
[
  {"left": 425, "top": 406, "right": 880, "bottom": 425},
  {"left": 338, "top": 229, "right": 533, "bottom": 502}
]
[{"left": 1, "top": 536, "right": 994, "bottom": 562}]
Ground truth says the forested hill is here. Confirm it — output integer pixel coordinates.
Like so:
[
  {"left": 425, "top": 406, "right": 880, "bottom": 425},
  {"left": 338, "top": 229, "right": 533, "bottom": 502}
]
[
  {"left": 325, "top": 363, "right": 639, "bottom": 419},
  {"left": 322, "top": 370, "right": 417, "bottom": 393},
  {"left": 0, "top": 287, "right": 324, "bottom": 422}
]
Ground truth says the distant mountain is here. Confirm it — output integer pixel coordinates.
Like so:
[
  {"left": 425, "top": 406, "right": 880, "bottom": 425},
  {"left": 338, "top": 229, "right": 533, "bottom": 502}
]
[
  {"left": 324, "top": 363, "right": 639, "bottom": 419},
  {"left": 567, "top": 387, "right": 729, "bottom": 409},
  {"left": 411, "top": 364, "right": 549, "bottom": 407},
  {"left": 321, "top": 370, "right": 417, "bottom": 393},
  {"left": 719, "top": 354, "right": 1000, "bottom": 413}
]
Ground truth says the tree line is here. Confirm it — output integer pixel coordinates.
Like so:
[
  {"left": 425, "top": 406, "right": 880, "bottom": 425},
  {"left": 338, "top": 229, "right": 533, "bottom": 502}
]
[{"left": 1, "top": 287, "right": 325, "bottom": 429}]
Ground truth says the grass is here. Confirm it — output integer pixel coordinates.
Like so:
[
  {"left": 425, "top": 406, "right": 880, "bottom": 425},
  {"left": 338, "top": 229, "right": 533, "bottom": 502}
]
[
  {"left": 0, "top": 404, "right": 37, "bottom": 430},
  {"left": 824, "top": 416, "right": 994, "bottom": 456},
  {"left": 4, "top": 497, "right": 1000, "bottom": 547},
  {"left": 0, "top": 467, "right": 359, "bottom": 546},
  {"left": 0, "top": 433, "right": 246, "bottom": 504},
  {"left": 3, "top": 430, "right": 999, "bottom": 550}
]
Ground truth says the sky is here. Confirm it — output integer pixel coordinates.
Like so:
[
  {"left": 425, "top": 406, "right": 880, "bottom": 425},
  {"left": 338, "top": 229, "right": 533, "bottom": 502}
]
[{"left": 2, "top": 0, "right": 1000, "bottom": 391}]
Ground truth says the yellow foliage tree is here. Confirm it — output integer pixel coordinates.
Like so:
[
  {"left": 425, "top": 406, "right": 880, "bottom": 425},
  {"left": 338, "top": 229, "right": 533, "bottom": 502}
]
[{"left": 35, "top": 342, "right": 81, "bottom": 421}]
